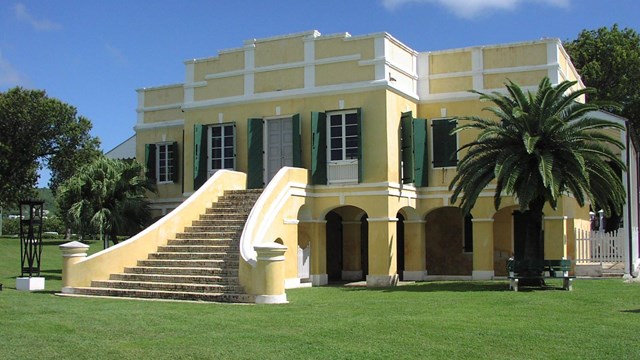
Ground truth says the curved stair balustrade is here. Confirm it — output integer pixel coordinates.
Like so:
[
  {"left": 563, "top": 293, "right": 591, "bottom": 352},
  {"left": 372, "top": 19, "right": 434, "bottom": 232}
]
[{"left": 240, "top": 167, "right": 309, "bottom": 267}]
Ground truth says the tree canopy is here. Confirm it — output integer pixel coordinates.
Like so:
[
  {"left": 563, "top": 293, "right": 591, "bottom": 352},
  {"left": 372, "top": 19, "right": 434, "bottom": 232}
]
[
  {"left": 0, "top": 87, "right": 101, "bottom": 207},
  {"left": 564, "top": 24, "right": 640, "bottom": 138},
  {"left": 451, "top": 77, "right": 626, "bottom": 216},
  {"left": 56, "top": 156, "right": 156, "bottom": 246},
  {"left": 450, "top": 78, "right": 626, "bottom": 263}
]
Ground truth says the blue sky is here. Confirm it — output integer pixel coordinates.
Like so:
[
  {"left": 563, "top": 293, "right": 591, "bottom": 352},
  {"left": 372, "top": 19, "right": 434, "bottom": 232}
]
[{"left": 1, "top": 0, "right": 639, "bottom": 187}]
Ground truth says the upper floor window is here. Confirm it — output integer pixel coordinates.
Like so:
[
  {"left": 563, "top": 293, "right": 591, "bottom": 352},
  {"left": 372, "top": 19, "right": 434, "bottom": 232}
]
[
  {"left": 431, "top": 118, "right": 458, "bottom": 168},
  {"left": 157, "top": 143, "right": 175, "bottom": 183},
  {"left": 145, "top": 142, "right": 179, "bottom": 184},
  {"left": 311, "top": 108, "right": 362, "bottom": 185},
  {"left": 194, "top": 122, "right": 236, "bottom": 190},
  {"left": 209, "top": 123, "right": 235, "bottom": 172},
  {"left": 328, "top": 110, "right": 359, "bottom": 161}
]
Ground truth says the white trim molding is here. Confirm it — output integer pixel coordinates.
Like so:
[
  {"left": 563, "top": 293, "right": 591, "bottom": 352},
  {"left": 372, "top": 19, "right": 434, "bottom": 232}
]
[{"left": 134, "top": 119, "right": 185, "bottom": 131}]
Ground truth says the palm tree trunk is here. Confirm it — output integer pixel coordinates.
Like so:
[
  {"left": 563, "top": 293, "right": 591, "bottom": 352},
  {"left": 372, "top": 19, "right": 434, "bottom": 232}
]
[{"left": 515, "top": 197, "right": 545, "bottom": 286}]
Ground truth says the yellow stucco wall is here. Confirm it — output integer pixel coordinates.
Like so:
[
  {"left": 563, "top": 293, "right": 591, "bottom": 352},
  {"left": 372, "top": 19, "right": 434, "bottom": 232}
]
[
  {"left": 483, "top": 43, "right": 547, "bottom": 69},
  {"left": 193, "top": 51, "right": 245, "bottom": 81},
  {"left": 254, "top": 37, "right": 304, "bottom": 67},
  {"left": 195, "top": 76, "right": 244, "bottom": 101},
  {"left": 430, "top": 51, "right": 472, "bottom": 74},
  {"left": 484, "top": 70, "right": 549, "bottom": 90},
  {"left": 143, "top": 85, "right": 183, "bottom": 108},
  {"left": 315, "top": 36, "right": 375, "bottom": 60},
  {"left": 255, "top": 68, "right": 305, "bottom": 93}
]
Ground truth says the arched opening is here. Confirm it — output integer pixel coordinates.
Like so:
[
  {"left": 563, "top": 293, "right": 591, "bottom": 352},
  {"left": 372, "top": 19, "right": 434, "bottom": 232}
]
[
  {"left": 325, "top": 211, "right": 343, "bottom": 281},
  {"left": 325, "top": 205, "right": 368, "bottom": 282},
  {"left": 425, "top": 207, "right": 472, "bottom": 275}
]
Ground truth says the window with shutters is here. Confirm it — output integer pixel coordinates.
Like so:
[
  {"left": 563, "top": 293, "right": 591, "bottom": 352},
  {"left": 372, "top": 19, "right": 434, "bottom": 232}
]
[
  {"left": 431, "top": 118, "right": 458, "bottom": 168},
  {"left": 324, "top": 109, "right": 361, "bottom": 185},
  {"left": 328, "top": 110, "right": 359, "bottom": 161},
  {"left": 208, "top": 123, "right": 235, "bottom": 175},
  {"left": 157, "top": 142, "right": 176, "bottom": 183}
]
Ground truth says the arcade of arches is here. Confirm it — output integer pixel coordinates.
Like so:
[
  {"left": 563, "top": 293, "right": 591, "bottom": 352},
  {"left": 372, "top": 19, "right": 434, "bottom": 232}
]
[{"left": 296, "top": 203, "right": 530, "bottom": 286}]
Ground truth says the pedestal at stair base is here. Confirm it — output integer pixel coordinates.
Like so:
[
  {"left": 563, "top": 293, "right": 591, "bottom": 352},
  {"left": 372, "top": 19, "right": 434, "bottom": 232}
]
[
  {"left": 16, "top": 277, "right": 45, "bottom": 291},
  {"left": 254, "top": 242, "right": 288, "bottom": 304}
]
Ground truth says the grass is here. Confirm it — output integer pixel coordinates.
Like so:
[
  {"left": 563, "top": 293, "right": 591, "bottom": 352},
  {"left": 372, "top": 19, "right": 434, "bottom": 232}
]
[{"left": 1, "top": 237, "right": 639, "bottom": 359}]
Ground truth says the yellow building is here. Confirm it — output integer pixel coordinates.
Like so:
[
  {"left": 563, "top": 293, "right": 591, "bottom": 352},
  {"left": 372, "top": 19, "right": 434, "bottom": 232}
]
[{"left": 60, "top": 30, "right": 639, "bottom": 303}]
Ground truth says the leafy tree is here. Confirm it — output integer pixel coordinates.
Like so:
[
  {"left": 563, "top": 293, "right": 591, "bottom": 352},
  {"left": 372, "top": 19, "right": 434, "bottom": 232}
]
[
  {"left": 564, "top": 24, "right": 640, "bottom": 138},
  {"left": 0, "top": 87, "right": 101, "bottom": 208},
  {"left": 450, "top": 78, "right": 626, "bottom": 275},
  {"left": 57, "top": 156, "right": 156, "bottom": 247}
]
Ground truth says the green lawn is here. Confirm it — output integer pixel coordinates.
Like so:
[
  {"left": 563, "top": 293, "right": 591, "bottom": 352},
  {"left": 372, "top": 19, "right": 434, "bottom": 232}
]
[{"left": 1, "top": 237, "right": 639, "bottom": 359}]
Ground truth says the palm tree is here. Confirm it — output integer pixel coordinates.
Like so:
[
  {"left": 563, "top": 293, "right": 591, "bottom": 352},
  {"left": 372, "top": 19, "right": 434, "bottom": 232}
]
[
  {"left": 57, "top": 156, "right": 156, "bottom": 248},
  {"left": 449, "top": 77, "right": 626, "bottom": 274}
]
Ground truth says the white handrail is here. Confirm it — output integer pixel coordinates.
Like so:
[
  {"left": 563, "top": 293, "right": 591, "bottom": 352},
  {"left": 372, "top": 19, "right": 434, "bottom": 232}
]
[{"left": 240, "top": 167, "right": 308, "bottom": 266}]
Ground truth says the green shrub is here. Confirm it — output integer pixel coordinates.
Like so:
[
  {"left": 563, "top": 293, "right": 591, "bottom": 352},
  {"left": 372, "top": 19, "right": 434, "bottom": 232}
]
[
  {"left": 1, "top": 218, "right": 19, "bottom": 236},
  {"left": 2, "top": 216, "right": 66, "bottom": 237}
]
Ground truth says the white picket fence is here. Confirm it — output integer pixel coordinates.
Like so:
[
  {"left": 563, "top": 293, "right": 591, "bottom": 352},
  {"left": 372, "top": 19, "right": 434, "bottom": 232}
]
[{"left": 575, "top": 228, "right": 626, "bottom": 263}]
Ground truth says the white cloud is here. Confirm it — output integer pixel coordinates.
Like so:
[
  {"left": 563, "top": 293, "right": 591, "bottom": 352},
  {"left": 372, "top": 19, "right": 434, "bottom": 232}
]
[
  {"left": 381, "top": 0, "right": 570, "bottom": 19},
  {"left": 14, "top": 3, "right": 62, "bottom": 31},
  {"left": 0, "top": 50, "right": 29, "bottom": 88}
]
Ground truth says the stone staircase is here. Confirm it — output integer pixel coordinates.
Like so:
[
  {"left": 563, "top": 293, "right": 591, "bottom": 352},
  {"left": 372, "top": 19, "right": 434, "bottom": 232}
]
[{"left": 69, "top": 189, "right": 262, "bottom": 303}]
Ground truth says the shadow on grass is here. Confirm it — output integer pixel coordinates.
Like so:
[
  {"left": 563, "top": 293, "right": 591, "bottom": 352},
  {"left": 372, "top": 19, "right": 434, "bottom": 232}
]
[
  {"left": 337, "top": 281, "right": 511, "bottom": 293},
  {"left": 334, "top": 280, "right": 574, "bottom": 293},
  {"left": 621, "top": 309, "right": 640, "bottom": 314}
]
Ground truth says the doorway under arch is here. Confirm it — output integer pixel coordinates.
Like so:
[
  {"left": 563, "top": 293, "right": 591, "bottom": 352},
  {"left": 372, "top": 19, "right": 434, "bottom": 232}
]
[
  {"left": 325, "top": 206, "right": 368, "bottom": 282},
  {"left": 424, "top": 207, "right": 472, "bottom": 276}
]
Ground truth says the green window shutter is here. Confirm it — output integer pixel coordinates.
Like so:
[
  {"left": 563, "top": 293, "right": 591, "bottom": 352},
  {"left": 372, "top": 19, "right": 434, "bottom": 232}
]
[
  {"left": 432, "top": 119, "right": 457, "bottom": 168},
  {"left": 171, "top": 141, "right": 179, "bottom": 183},
  {"left": 193, "top": 124, "right": 208, "bottom": 190},
  {"left": 413, "top": 118, "right": 429, "bottom": 187},
  {"left": 247, "top": 118, "right": 264, "bottom": 189},
  {"left": 400, "top": 111, "right": 414, "bottom": 184},
  {"left": 292, "top": 114, "right": 302, "bottom": 168},
  {"left": 145, "top": 144, "right": 157, "bottom": 182},
  {"left": 356, "top": 108, "right": 363, "bottom": 183},
  {"left": 311, "top": 112, "right": 327, "bottom": 185}
]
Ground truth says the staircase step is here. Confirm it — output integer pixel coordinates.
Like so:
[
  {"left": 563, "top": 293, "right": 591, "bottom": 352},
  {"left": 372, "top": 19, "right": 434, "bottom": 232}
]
[
  {"left": 166, "top": 238, "right": 237, "bottom": 246},
  {"left": 92, "top": 280, "right": 244, "bottom": 293},
  {"left": 137, "top": 259, "right": 234, "bottom": 268},
  {"left": 204, "top": 207, "right": 251, "bottom": 215},
  {"left": 183, "top": 225, "right": 243, "bottom": 232},
  {"left": 125, "top": 266, "right": 238, "bottom": 277},
  {"left": 175, "top": 232, "right": 239, "bottom": 239},
  {"left": 191, "top": 219, "right": 246, "bottom": 227},
  {"left": 148, "top": 252, "right": 238, "bottom": 260},
  {"left": 199, "top": 214, "right": 248, "bottom": 221},
  {"left": 70, "top": 287, "right": 255, "bottom": 303},
  {"left": 157, "top": 245, "right": 238, "bottom": 253},
  {"left": 110, "top": 273, "right": 240, "bottom": 285}
]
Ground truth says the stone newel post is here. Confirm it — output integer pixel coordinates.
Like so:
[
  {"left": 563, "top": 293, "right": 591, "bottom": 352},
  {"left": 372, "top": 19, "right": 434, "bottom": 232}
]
[
  {"left": 254, "top": 242, "right": 288, "bottom": 304},
  {"left": 59, "top": 241, "right": 89, "bottom": 293}
]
